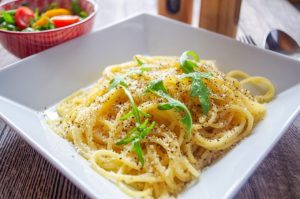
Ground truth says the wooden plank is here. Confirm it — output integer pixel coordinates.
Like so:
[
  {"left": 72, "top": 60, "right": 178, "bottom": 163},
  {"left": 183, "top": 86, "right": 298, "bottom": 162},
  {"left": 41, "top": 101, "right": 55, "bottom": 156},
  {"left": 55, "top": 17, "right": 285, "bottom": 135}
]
[{"left": 0, "top": 119, "right": 88, "bottom": 199}]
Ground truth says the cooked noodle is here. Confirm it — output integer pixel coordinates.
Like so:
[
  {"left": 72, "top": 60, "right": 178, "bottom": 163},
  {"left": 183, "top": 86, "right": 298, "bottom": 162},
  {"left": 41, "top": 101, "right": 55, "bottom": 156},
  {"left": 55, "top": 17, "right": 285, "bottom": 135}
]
[{"left": 48, "top": 54, "right": 275, "bottom": 198}]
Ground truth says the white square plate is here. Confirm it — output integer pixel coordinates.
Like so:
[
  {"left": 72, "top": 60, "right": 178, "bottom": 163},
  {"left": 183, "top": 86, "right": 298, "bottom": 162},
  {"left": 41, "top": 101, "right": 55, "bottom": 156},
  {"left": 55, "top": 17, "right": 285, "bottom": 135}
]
[{"left": 1, "top": 13, "right": 300, "bottom": 199}]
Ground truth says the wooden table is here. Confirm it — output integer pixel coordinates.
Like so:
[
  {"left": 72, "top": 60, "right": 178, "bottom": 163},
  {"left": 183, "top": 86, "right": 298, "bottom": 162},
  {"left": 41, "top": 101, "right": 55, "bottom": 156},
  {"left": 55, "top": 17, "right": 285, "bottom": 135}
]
[{"left": 1, "top": 0, "right": 300, "bottom": 198}]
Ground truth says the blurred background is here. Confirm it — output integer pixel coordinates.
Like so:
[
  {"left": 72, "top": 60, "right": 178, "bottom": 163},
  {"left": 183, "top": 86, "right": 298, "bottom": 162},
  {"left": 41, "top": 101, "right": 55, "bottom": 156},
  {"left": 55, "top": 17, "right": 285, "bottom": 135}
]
[
  {"left": 91, "top": 0, "right": 300, "bottom": 47},
  {"left": 0, "top": 0, "right": 299, "bottom": 55},
  {"left": 1, "top": 0, "right": 299, "bottom": 45}
]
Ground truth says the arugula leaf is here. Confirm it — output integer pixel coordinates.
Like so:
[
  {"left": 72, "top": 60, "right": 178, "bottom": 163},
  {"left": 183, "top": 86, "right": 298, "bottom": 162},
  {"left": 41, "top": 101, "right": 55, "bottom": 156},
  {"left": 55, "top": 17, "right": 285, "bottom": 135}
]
[
  {"left": 157, "top": 103, "right": 173, "bottom": 110},
  {"left": 180, "top": 50, "right": 199, "bottom": 73},
  {"left": 141, "top": 66, "right": 151, "bottom": 73},
  {"left": 135, "top": 56, "right": 144, "bottom": 66},
  {"left": 180, "top": 72, "right": 211, "bottom": 80},
  {"left": 123, "top": 87, "right": 141, "bottom": 124},
  {"left": 116, "top": 126, "right": 139, "bottom": 145},
  {"left": 117, "top": 119, "right": 156, "bottom": 167},
  {"left": 109, "top": 78, "right": 147, "bottom": 125},
  {"left": 146, "top": 79, "right": 168, "bottom": 94},
  {"left": 117, "top": 119, "right": 155, "bottom": 145},
  {"left": 120, "top": 111, "right": 134, "bottom": 121},
  {"left": 109, "top": 75, "right": 128, "bottom": 91},
  {"left": 192, "top": 78, "right": 211, "bottom": 114},
  {"left": 139, "top": 120, "right": 156, "bottom": 138},
  {"left": 120, "top": 110, "right": 150, "bottom": 121},
  {"left": 180, "top": 51, "right": 212, "bottom": 115},
  {"left": 132, "top": 56, "right": 151, "bottom": 74},
  {"left": 128, "top": 67, "right": 150, "bottom": 76},
  {"left": 109, "top": 71, "right": 155, "bottom": 166},
  {"left": 132, "top": 141, "right": 144, "bottom": 166},
  {"left": 147, "top": 80, "right": 192, "bottom": 137},
  {"left": 109, "top": 56, "right": 152, "bottom": 122},
  {"left": 111, "top": 57, "right": 149, "bottom": 85}
]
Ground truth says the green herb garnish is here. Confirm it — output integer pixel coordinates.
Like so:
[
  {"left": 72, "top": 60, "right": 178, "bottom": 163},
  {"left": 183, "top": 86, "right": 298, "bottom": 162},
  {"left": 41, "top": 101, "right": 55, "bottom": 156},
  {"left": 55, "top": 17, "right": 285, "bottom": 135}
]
[
  {"left": 1, "top": 11, "right": 15, "bottom": 24},
  {"left": 180, "top": 72, "right": 212, "bottom": 114},
  {"left": 116, "top": 119, "right": 155, "bottom": 166},
  {"left": 0, "top": 10, "right": 17, "bottom": 30},
  {"left": 34, "top": 8, "right": 39, "bottom": 20},
  {"left": 135, "top": 56, "right": 144, "bottom": 66},
  {"left": 109, "top": 56, "right": 150, "bottom": 91},
  {"left": 180, "top": 50, "right": 199, "bottom": 73},
  {"left": 6, "top": 10, "right": 16, "bottom": 15},
  {"left": 120, "top": 108, "right": 150, "bottom": 121},
  {"left": 109, "top": 79, "right": 149, "bottom": 125},
  {"left": 79, "top": 11, "right": 88, "bottom": 18},
  {"left": 36, "top": 18, "right": 55, "bottom": 31},
  {"left": 146, "top": 80, "right": 192, "bottom": 137},
  {"left": 109, "top": 59, "right": 155, "bottom": 167},
  {"left": 179, "top": 50, "right": 212, "bottom": 115},
  {"left": 71, "top": 0, "right": 82, "bottom": 15},
  {"left": 134, "top": 56, "right": 151, "bottom": 74},
  {"left": 71, "top": 0, "right": 88, "bottom": 19},
  {"left": 109, "top": 75, "right": 127, "bottom": 91}
]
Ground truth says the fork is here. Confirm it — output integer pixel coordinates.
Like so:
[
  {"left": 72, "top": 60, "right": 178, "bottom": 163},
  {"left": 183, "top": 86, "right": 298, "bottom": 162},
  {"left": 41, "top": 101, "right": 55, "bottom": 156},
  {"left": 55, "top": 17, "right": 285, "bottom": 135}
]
[{"left": 239, "top": 35, "right": 257, "bottom": 46}]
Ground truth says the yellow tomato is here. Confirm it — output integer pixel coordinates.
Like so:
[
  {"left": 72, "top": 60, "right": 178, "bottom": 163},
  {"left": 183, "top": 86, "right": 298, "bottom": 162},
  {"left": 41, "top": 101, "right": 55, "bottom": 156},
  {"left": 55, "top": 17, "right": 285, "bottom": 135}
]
[{"left": 33, "top": 8, "right": 71, "bottom": 28}]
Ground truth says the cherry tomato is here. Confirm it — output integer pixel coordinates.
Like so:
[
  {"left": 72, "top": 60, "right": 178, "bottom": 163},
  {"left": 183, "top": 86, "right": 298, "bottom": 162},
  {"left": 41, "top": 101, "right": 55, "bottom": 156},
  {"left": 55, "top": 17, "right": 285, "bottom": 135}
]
[
  {"left": 51, "top": 15, "right": 80, "bottom": 28},
  {"left": 15, "top": 6, "right": 35, "bottom": 30}
]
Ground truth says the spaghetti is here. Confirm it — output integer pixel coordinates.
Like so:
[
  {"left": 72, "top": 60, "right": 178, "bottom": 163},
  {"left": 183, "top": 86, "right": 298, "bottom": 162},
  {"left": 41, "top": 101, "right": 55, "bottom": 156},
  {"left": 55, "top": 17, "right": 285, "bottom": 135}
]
[{"left": 48, "top": 51, "right": 275, "bottom": 198}]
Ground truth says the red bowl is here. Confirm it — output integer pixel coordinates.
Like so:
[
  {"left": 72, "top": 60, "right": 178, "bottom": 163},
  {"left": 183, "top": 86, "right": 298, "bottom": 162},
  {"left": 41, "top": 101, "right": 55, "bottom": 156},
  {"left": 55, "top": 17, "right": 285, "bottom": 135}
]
[{"left": 0, "top": 0, "right": 97, "bottom": 58}]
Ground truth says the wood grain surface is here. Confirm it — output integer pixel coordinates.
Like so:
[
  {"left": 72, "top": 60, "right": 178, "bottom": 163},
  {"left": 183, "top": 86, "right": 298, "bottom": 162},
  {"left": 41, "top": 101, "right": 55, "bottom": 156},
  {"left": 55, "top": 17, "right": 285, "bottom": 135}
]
[{"left": 0, "top": 0, "right": 300, "bottom": 198}]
